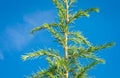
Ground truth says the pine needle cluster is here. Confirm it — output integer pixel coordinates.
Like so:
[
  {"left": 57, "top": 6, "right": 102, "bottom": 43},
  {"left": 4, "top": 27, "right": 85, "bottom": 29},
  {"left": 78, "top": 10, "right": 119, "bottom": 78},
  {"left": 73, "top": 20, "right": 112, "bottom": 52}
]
[{"left": 22, "top": 0, "right": 114, "bottom": 78}]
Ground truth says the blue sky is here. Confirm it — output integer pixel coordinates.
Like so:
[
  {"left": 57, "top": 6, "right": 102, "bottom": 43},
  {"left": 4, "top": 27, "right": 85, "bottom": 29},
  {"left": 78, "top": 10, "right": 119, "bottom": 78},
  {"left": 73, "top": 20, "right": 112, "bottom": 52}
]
[{"left": 0, "top": 0, "right": 120, "bottom": 78}]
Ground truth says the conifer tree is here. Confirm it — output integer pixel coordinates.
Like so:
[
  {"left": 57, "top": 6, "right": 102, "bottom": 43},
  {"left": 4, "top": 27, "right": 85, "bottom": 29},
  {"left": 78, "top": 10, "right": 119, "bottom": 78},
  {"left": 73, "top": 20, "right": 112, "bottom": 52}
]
[{"left": 22, "top": 0, "right": 114, "bottom": 78}]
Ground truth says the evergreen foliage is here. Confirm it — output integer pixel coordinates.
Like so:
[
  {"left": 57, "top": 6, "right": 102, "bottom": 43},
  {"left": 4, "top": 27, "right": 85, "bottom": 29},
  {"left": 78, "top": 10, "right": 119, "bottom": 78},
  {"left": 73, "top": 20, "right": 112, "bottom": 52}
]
[{"left": 22, "top": 0, "right": 114, "bottom": 78}]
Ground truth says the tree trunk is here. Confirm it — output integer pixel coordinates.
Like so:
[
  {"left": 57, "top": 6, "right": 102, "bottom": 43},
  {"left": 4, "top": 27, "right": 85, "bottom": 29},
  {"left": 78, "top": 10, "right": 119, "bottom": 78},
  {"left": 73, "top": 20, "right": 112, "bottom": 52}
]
[{"left": 64, "top": 0, "right": 69, "bottom": 78}]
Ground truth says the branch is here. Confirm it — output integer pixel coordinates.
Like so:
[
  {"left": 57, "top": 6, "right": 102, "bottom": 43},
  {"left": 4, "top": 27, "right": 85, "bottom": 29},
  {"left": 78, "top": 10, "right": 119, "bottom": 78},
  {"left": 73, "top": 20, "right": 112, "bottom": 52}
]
[
  {"left": 68, "top": 42, "right": 114, "bottom": 59},
  {"left": 69, "top": 0, "right": 77, "bottom": 7},
  {"left": 31, "top": 23, "right": 64, "bottom": 46},
  {"left": 69, "top": 8, "right": 99, "bottom": 23},
  {"left": 85, "top": 8, "right": 99, "bottom": 13},
  {"left": 52, "top": 0, "right": 66, "bottom": 23},
  {"left": 22, "top": 49, "right": 61, "bottom": 61},
  {"left": 69, "top": 31, "right": 92, "bottom": 47},
  {"left": 77, "top": 61, "right": 99, "bottom": 78},
  {"left": 30, "top": 23, "right": 58, "bottom": 34}
]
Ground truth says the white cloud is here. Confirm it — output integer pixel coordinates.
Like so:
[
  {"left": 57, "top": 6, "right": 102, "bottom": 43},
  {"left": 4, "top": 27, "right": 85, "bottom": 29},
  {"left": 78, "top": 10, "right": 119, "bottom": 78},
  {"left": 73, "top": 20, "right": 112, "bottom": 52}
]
[
  {"left": 23, "top": 10, "right": 55, "bottom": 26},
  {"left": 0, "top": 51, "right": 4, "bottom": 60},
  {"left": 4, "top": 10, "right": 55, "bottom": 51},
  {"left": 6, "top": 27, "right": 32, "bottom": 50}
]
